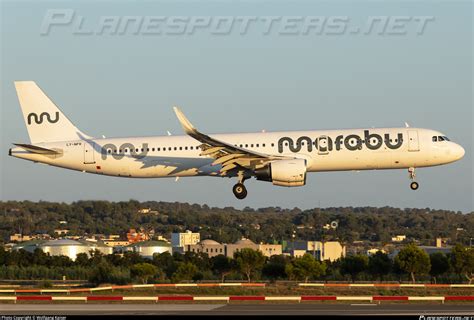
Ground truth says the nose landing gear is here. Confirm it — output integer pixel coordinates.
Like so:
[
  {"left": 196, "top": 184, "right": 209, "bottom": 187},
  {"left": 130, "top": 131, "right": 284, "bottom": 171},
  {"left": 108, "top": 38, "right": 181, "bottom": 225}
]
[{"left": 408, "top": 167, "right": 419, "bottom": 190}]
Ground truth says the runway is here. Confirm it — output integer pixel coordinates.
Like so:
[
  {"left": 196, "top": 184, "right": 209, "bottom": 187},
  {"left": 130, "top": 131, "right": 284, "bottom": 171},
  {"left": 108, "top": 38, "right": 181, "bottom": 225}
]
[{"left": 2, "top": 304, "right": 474, "bottom": 316}]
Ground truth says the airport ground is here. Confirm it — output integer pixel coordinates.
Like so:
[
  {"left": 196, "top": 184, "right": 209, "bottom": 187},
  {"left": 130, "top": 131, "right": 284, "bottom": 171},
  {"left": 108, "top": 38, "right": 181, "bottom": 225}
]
[
  {"left": 2, "top": 302, "right": 474, "bottom": 316},
  {"left": 3, "top": 285, "right": 474, "bottom": 296},
  {"left": 2, "top": 283, "right": 472, "bottom": 316}
]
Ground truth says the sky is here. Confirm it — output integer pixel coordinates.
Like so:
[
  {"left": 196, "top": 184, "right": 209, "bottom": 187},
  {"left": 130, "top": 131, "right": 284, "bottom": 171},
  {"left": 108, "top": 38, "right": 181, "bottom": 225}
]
[{"left": 1, "top": 0, "right": 472, "bottom": 213}]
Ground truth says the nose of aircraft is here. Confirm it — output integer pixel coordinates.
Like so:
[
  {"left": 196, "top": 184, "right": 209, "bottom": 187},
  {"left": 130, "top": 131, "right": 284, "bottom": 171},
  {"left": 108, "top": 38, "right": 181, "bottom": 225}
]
[{"left": 452, "top": 143, "right": 465, "bottom": 161}]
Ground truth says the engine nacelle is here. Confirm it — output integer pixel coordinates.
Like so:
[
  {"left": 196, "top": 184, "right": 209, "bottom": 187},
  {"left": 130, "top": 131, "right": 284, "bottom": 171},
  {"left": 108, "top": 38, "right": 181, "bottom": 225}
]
[{"left": 255, "top": 159, "right": 307, "bottom": 187}]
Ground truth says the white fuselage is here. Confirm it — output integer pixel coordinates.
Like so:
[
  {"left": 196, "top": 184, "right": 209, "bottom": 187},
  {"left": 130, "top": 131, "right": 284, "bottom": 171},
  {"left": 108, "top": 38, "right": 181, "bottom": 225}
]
[{"left": 10, "top": 127, "right": 465, "bottom": 179}]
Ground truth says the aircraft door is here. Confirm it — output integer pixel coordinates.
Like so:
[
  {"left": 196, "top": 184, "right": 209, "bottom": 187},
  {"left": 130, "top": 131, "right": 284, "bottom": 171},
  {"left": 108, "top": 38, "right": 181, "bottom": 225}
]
[
  {"left": 84, "top": 142, "right": 96, "bottom": 164},
  {"left": 408, "top": 130, "right": 420, "bottom": 152}
]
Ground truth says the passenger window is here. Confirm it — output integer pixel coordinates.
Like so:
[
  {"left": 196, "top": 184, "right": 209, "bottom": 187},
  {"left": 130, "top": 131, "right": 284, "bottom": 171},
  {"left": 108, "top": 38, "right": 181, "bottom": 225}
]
[
  {"left": 271, "top": 143, "right": 275, "bottom": 147},
  {"left": 263, "top": 144, "right": 266, "bottom": 147}
]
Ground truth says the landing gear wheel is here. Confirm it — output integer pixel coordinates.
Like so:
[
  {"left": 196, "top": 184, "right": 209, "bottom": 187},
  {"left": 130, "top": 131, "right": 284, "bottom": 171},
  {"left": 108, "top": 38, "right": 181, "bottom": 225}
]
[
  {"left": 233, "top": 183, "right": 248, "bottom": 200},
  {"left": 410, "top": 181, "right": 419, "bottom": 191}
]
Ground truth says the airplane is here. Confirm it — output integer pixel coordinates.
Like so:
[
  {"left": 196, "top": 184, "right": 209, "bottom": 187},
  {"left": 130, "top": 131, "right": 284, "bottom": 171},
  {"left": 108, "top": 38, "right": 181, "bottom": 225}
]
[{"left": 9, "top": 81, "right": 465, "bottom": 200}]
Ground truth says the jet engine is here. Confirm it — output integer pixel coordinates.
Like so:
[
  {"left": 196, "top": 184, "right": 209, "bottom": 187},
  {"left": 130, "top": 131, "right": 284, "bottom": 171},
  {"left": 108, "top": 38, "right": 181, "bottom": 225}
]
[{"left": 255, "top": 159, "right": 307, "bottom": 187}]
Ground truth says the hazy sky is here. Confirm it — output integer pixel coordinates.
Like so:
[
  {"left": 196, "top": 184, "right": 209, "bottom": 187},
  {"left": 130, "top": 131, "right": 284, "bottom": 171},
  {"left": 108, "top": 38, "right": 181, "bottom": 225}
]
[{"left": 1, "top": 1, "right": 472, "bottom": 212}]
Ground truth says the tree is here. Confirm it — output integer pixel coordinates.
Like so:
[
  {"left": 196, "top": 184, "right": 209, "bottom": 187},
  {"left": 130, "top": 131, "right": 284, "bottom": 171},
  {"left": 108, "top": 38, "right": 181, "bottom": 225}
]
[
  {"left": 88, "top": 260, "right": 113, "bottom": 285},
  {"left": 75, "top": 253, "right": 90, "bottom": 267},
  {"left": 285, "top": 254, "right": 326, "bottom": 283},
  {"left": 450, "top": 245, "right": 474, "bottom": 284},
  {"left": 340, "top": 255, "right": 369, "bottom": 282},
  {"left": 153, "top": 252, "right": 177, "bottom": 279},
  {"left": 234, "top": 248, "right": 265, "bottom": 282},
  {"left": 263, "top": 255, "right": 290, "bottom": 281},
  {"left": 368, "top": 252, "right": 392, "bottom": 281},
  {"left": 394, "top": 244, "right": 430, "bottom": 283},
  {"left": 465, "top": 250, "right": 474, "bottom": 284},
  {"left": 429, "top": 252, "right": 450, "bottom": 284},
  {"left": 32, "top": 248, "right": 49, "bottom": 266},
  {"left": 211, "top": 255, "right": 233, "bottom": 282},
  {"left": 172, "top": 262, "right": 198, "bottom": 282},
  {"left": 130, "top": 263, "right": 159, "bottom": 284}
]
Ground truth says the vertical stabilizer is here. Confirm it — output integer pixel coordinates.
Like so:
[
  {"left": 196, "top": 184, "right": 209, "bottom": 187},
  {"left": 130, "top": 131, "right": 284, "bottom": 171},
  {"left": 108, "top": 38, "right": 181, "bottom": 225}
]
[{"left": 14, "top": 81, "right": 92, "bottom": 143}]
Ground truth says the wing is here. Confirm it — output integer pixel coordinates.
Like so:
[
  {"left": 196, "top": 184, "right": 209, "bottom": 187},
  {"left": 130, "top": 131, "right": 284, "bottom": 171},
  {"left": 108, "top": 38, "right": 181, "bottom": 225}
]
[{"left": 173, "top": 107, "right": 291, "bottom": 176}]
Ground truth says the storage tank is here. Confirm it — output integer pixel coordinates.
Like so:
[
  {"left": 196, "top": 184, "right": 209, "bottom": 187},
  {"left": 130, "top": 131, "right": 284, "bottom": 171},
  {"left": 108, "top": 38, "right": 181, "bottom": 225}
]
[
  {"left": 126, "top": 240, "right": 172, "bottom": 259},
  {"left": 38, "top": 239, "right": 93, "bottom": 261}
]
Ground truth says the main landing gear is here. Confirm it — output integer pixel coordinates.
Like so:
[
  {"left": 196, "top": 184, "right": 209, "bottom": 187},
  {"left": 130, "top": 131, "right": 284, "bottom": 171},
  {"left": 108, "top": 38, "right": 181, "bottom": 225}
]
[
  {"left": 232, "top": 172, "right": 249, "bottom": 200},
  {"left": 408, "top": 167, "right": 419, "bottom": 191},
  {"left": 233, "top": 183, "right": 248, "bottom": 200}
]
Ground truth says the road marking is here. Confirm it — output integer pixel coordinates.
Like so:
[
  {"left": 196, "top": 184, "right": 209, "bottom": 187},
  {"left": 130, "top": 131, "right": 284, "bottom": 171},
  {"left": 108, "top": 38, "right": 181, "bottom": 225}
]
[
  {"left": 337, "top": 296, "right": 373, "bottom": 301},
  {"left": 265, "top": 297, "right": 301, "bottom": 301},
  {"left": 193, "top": 297, "right": 230, "bottom": 301}
]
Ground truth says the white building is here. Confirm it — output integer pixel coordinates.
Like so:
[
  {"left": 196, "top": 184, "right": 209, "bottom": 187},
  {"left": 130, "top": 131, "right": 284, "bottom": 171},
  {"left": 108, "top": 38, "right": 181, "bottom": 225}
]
[
  {"left": 172, "top": 230, "right": 200, "bottom": 248},
  {"left": 126, "top": 240, "right": 172, "bottom": 259},
  {"left": 13, "top": 239, "right": 113, "bottom": 261},
  {"left": 391, "top": 235, "right": 406, "bottom": 242},
  {"left": 367, "top": 248, "right": 387, "bottom": 255},
  {"left": 286, "top": 241, "right": 346, "bottom": 261}
]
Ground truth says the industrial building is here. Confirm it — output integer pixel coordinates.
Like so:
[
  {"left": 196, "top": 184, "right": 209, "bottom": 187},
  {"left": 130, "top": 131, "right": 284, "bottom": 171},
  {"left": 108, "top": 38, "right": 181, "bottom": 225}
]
[
  {"left": 11, "top": 239, "right": 46, "bottom": 253},
  {"left": 286, "top": 241, "right": 346, "bottom": 261},
  {"left": 12, "top": 239, "right": 113, "bottom": 261},
  {"left": 172, "top": 230, "right": 200, "bottom": 249},
  {"left": 125, "top": 240, "right": 172, "bottom": 259},
  {"left": 184, "top": 238, "right": 282, "bottom": 258}
]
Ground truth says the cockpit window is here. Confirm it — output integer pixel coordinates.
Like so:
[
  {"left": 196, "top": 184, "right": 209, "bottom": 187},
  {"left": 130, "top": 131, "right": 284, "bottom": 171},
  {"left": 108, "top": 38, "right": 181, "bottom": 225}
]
[{"left": 433, "top": 136, "right": 451, "bottom": 142}]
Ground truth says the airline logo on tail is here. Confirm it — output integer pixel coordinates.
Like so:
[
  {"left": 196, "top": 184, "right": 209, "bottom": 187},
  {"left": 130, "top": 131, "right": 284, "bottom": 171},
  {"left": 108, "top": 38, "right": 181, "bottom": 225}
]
[{"left": 27, "top": 112, "right": 60, "bottom": 125}]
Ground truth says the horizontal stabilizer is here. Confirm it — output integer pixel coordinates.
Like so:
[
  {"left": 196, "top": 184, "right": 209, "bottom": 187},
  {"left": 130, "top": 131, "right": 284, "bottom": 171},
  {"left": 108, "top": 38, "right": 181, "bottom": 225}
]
[{"left": 13, "top": 143, "right": 61, "bottom": 155}]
